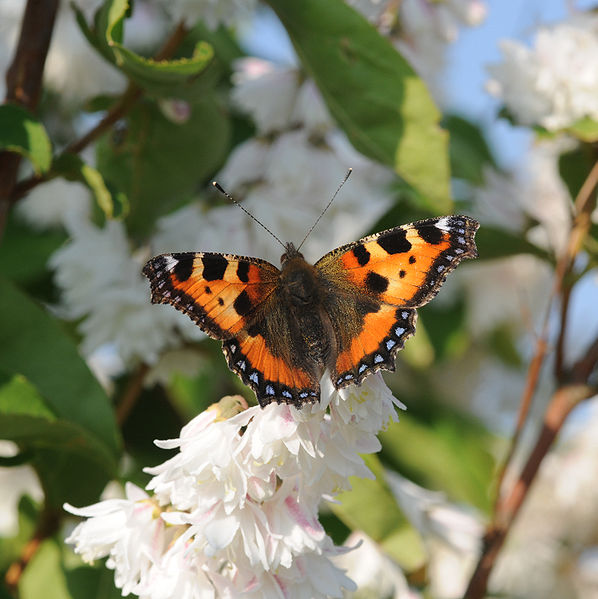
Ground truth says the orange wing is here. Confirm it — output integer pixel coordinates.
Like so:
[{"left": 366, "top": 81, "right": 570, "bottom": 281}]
[
  {"left": 143, "top": 252, "right": 320, "bottom": 407},
  {"left": 143, "top": 252, "right": 279, "bottom": 339},
  {"left": 316, "top": 216, "right": 479, "bottom": 387}
]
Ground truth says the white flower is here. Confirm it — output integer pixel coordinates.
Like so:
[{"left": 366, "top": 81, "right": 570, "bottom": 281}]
[
  {"left": 67, "top": 376, "right": 404, "bottom": 597},
  {"left": 386, "top": 471, "right": 482, "bottom": 599},
  {"left": 487, "top": 14, "right": 598, "bottom": 131},
  {"left": 231, "top": 58, "right": 335, "bottom": 135},
  {"left": 334, "top": 531, "right": 418, "bottom": 599},
  {"left": 15, "top": 178, "right": 91, "bottom": 231},
  {"left": 65, "top": 483, "right": 173, "bottom": 597},
  {"left": 50, "top": 218, "right": 203, "bottom": 366}
]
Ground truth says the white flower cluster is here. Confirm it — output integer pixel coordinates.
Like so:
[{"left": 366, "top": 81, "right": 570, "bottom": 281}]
[
  {"left": 66, "top": 376, "right": 405, "bottom": 598},
  {"left": 487, "top": 14, "right": 598, "bottom": 131},
  {"left": 49, "top": 216, "right": 203, "bottom": 367}
]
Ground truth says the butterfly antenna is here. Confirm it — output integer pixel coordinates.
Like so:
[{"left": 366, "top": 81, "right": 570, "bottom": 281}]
[
  {"left": 212, "top": 181, "right": 286, "bottom": 250},
  {"left": 297, "top": 168, "right": 352, "bottom": 252}
]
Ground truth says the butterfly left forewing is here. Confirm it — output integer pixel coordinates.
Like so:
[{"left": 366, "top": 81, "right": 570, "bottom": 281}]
[
  {"left": 143, "top": 252, "right": 279, "bottom": 339},
  {"left": 316, "top": 215, "right": 479, "bottom": 388}
]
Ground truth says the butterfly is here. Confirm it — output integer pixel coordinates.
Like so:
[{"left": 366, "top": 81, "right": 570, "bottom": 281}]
[{"left": 143, "top": 215, "right": 479, "bottom": 408}]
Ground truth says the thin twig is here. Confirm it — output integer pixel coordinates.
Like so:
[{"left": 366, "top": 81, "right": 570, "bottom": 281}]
[
  {"left": 493, "top": 157, "right": 598, "bottom": 508},
  {"left": 464, "top": 384, "right": 595, "bottom": 599},
  {"left": 554, "top": 283, "right": 572, "bottom": 381},
  {"left": 116, "top": 363, "right": 150, "bottom": 426}
]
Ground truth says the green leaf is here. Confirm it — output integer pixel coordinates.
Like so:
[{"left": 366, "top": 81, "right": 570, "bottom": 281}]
[
  {"left": 74, "top": 0, "right": 215, "bottom": 98},
  {"left": 0, "top": 215, "right": 66, "bottom": 289},
  {"left": 476, "top": 226, "right": 552, "bottom": 262},
  {"left": 331, "top": 453, "right": 426, "bottom": 571},
  {"left": 567, "top": 116, "right": 598, "bottom": 142},
  {"left": 559, "top": 144, "right": 595, "bottom": 203},
  {"left": 19, "top": 540, "right": 70, "bottom": 599},
  {"left": 267, "top": 0, "right": 451, "bottom": 212},
  {"left": 96, "top": 95, "right": 230, "bottom": 238},
  {"left": 380, "top": 407, "right": 496, "bottom": 513},
  {"left": 52, "top": 154, "right": 128, "bottom": 219},
  {"left": 0, "top": 105, "right": 52, "bottom": 174},
  {"left": 0, "top": 280, "right": 120, "bottom": 506},
  {"left": 444, "top": 114, "right": 497, "bottom": 185}
]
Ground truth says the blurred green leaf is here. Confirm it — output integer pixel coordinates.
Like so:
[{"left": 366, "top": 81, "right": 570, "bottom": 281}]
[
  {"left": 0, "top": 280, "right": 120, "bottom": 506},
  {"left": 332, "top": 453, "right": 426, "bottom": 571},
  {"left": 558, "top": 144, "right": 595, "bottom": 202},
  {"left": 444, "top": 114, "right": 497, "bottom": 185},
  {"left": 267, "top": 0, "right": 451, "bottom": 212},
  {"left": 65, "top": 564, "right": 122, "bottom": 599},
  {"left": 0, "top": 215, "right": 66, "bottom": 290},
  {"left": 380, "top": 405, "right": 496, "bottom": 513},
  {"left": 19, "top": 540, "right": 69, "bottom": 599},
  {"left": 96, "top": 95, "right": 230, "bottom": 238},
  {"left": 476, "top": 226, "right": 552, "bottom": 262},
  {"left": 567, "top": 116, "right": 598, "bottom": 142},
  {"left": 53, "top": 154, "right": 128, "bottom": 220},
  {"left": 74, "top": 0, "right": 215, "bottom": 98},
  {"left": 0, "top": 105, "right": 52, "bottom": 174},
  {"left": 419, "top": 297, "right": 469, "bottom": 362}
]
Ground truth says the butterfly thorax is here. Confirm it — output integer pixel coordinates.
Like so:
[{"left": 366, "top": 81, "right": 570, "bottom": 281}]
[
  {"left": 278, "top": 243, "right": 333, "bottom": 367},
  {"left": 279, "top": 252, "right": 320, "bottom": 308}
]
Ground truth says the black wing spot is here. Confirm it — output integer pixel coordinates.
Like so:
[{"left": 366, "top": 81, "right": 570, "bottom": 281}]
[
  {"left": 365, "top": 271, "right": 389, "bottom": 294},
  {"left": 415, "top": 223, "right": 443, "bottom": 244},
  {"left": 205, "top": 286, "right": 212, "bottom": 294},
  {"left": 377, "top": 229, "right": 412, "bottom": 254},
  {"left": 233, "top": 290, "right": 253, "bottom": 316},
  {"left": 409, "top": 255, "right": 416, "bottom": 264},
  {"left": 399, "top": 270, "right": 406, "bottom": 278},
  {"left": 217, "top": 297, "right": 224, "bottom": 306},
  {"left": 172, "top": 254, "right": 193, "bottom": 282},
  {"left": 237, "top": 261, "right": 250, "bottom": 283},
  {"left": 352, "top": 244, "right": 370, "bottom": 266},
  {"left": 247, "top": 322, "right": 262, "bottom": 337},
  {"left": 202, "top": 254, "right": 228, "bottom": 281}
]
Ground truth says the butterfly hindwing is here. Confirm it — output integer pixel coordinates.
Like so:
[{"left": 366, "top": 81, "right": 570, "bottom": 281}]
[
  {"left": 222, "top": 308, "right": 320, "bottom": 407},
  {"left": 316, "top": 216, "right": 479, "bottom": 388}
]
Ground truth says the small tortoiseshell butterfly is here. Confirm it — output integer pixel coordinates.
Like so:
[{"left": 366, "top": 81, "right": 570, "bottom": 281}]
[{"left": 143, "top": 202, "right": 479, "bottom": 408}]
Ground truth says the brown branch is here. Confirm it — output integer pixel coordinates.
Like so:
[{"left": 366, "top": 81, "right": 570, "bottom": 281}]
[
  {"left": 554, "top": 283, "right": 572, "bottom": 381},
  {"left": 116, "top": 363, "right": 150, "bottom": 426},
  {"left": 464, "top": 384, "right": 595, "bottom": 599},
  {"left": 0, "top": 0, "right": 59, "bottom": 238}
]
